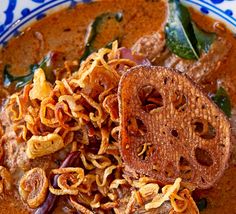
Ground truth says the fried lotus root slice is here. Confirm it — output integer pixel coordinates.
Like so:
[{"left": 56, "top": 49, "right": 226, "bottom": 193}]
[
  {"left": 19, "top": 168, "right": 48, "bottom": 208},
  {"left": 118, "top": 65, "right": 231, "bottom": 189}
]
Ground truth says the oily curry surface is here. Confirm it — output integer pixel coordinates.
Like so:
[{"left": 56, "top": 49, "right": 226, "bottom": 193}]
[{"left": 0, "top": 0, "right": 235, "bottom": 213}]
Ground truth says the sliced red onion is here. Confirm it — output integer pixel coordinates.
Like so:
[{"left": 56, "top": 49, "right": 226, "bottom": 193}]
[{"left": 119, "top": 47, "right": 151, "bottom": 66}]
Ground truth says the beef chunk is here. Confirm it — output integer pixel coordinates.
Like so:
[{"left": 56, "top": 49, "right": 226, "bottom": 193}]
[{"left": 132, "top": 31, "right": 168, "bottom": 64}]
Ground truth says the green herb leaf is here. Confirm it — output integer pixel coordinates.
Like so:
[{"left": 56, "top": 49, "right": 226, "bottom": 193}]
[
  {"left": 3, "top": 64, "right": 14, "bottom": 87},
  {"left": 165, "top": 0, "right": 199, "bottom": 59},
  {"left": 3, "top": 52, "right": 56, "bottom": 89},
  {"left": 165, "top": 0, "right": 215, "bottom": 59},
  {"left": 3, "top": 64, "right": 35, "bottom": 88},
  {"left": 80, "top": 12, "right": 123, "bottom": 63},
  {"left": 15, "top": 73, "right": 35, "bottom": 88},
  {"left": 192, "top": 23, "right": 216, "bottom": 53},
  {"left": 212, "top": 87, "right": 231, "bottom": 117}
]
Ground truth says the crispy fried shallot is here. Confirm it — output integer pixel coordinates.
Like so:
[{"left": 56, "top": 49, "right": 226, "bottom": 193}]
[
  {"left": 0, "top": 166, "right": 12, "bottom": 194},
  {"left": 29, "top": 68, "right": 52, "bottom": 100},
  {"left": 69, "top": 196, "right": 93, "bottom": 214},
  {"left": 26, "top": 133, "right": 64, "bottom": 159},
  {"left": 145, "top": 178, "right": 182, "bottom": 210},
  {"left": 49, "top": 167, "right": 84, "bottom": 195},
  {"left": 19, "top": 168, "right": 48, "bottom": 208},
  {"left": 169, "top": 189, "right": 199, "bottom": 214}
]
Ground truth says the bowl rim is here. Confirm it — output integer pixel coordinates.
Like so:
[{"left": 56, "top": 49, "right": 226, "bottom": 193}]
[{"left": 0, "top": 0, "right": 236, "bottom": 46}]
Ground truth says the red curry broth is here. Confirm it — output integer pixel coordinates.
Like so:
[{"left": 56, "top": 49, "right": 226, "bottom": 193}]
[{"left": 0, "top": 0, "right": 235, "bottom": 213}]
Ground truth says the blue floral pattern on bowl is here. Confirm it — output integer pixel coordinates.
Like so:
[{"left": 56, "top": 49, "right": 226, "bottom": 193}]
[
  {"left": 0, "top": 0, "right": 236, "bottom": 46},
  {"left": 183, "top": 0, "right": 236, "bottom": 33}
]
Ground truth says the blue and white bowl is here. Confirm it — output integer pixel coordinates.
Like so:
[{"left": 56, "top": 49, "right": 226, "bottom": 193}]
[{"left": 0, "top": 0, "right": 236, "bottom": 47}]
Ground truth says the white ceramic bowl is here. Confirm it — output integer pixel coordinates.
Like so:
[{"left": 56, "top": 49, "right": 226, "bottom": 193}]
[{"left": 0, "top": 0, "right": 236, "bottom": 46}]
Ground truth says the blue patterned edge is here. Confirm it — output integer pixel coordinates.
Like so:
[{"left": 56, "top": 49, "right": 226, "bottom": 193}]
[
  {"left": 184, "top": 0, "right": 236, "bottom": 27},
  {"left": 0, "top": 0, "right": 236, "bottom": 46}
]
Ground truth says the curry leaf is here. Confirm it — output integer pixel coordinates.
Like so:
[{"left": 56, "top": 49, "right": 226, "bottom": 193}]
[
  {"left": 165, "top": 0, "right": 199, "bottom": 59},
  {"left": 192, "top": 23, "right": 216, "bottom": 53},
  {"left": 3, "top": 64, "right": 14, "bottom": 87},
  {"left": 3, "top": 64, "right": 35, "bottom": 88},
  {"left": 212, "top": 87, "right": 231, "bottom": 117},
  {"left": 80, "top": 12, "right": 123, "bottom": 63},
  {"left": 3, "top": 53, "right": 55, "bottom": 89},
  {"left": 165, "top": 0, "right": 215, "bottom": 59},
  {"left": 15, "top": 73, "right": 35, "bottom": 88}
]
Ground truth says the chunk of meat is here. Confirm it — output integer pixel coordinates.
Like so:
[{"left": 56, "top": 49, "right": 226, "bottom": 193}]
[
  {"left": 0, "top": 109, "right": 54, "bottom": 178},
  {"left": 119, "top": 65, "right": 231, "bottom": 189},
  {"left": 0, "top": 109, "right": 58, "bottom": 213},
  {"left": 132, "top": 31, "right": 168, "bottom": 64},
  {"left": 2, "top": 131, "right": 52, "bottom": 178},
  {"left": 0, "top": 111, "right": 29, "bottom": 174},
  {"left": 0, "top": 120, "right": 32, "bottom": 213}
]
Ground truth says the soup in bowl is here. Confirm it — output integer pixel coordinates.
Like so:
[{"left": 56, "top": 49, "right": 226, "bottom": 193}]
[{"left": 0, "top": 0, "right": 235, "bottom": 213}]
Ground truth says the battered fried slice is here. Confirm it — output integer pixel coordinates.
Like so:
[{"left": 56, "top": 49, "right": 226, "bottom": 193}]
[{"left": 118, "top": 66, "right": 231, "bottom": 189}]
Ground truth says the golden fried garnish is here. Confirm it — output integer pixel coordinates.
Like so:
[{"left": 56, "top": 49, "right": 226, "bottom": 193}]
[
  {"left": 19, "top": 168, "right": 48, "bottom": 208},
  {"left": 6, "top": 93, "right": 23, "bottom": 122},
  {"left": 145, "top": 178, "right": 181, "bottom": 210},
  {"left": 1, "top": 42, "right": 202, "bottom": 213},
  {"left": 49, "top": 167, "right": 84, "bottom": 195},
  {"left": 26, "top": 133, "right": 64, "bottom": 159},
  {"left": 139, "top": 183, "right": 160, "bottom": 201},
  {"left": 103, "top": 94, "right": 119, "bottom": 122},
  {"left": 96, "top": 165, "right": 117, "bottom": 187},
  {"left": 69, "top": 196, "right": 93, "bottom": 214},
  {"left": 169, "top": 189, "right": 199, "bottom": 214},
  {"left": 0, "top": 166, "right": 12, "bottom": 194},
  {"left": 29, "top": 68, "right": 52, "bottom": 100}
]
